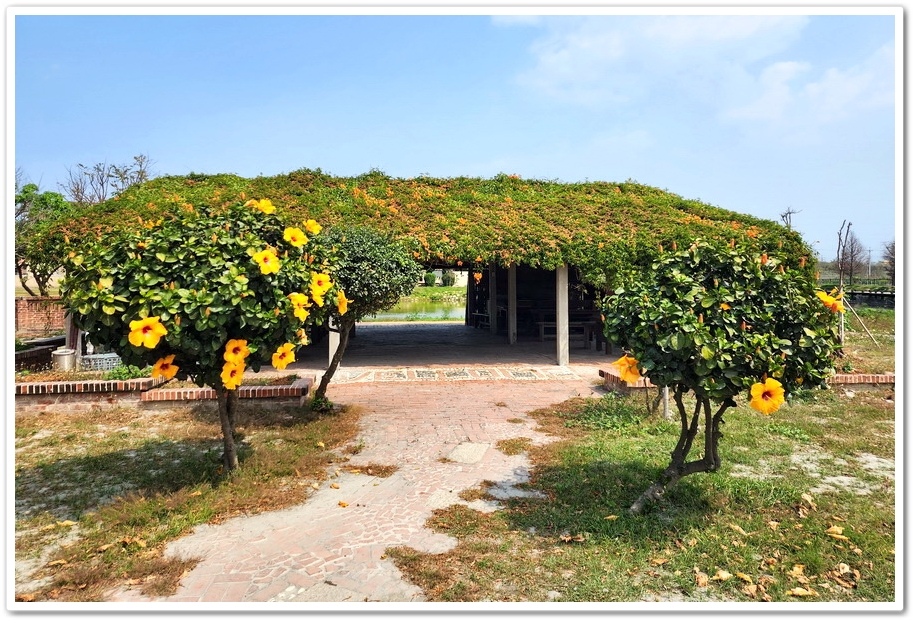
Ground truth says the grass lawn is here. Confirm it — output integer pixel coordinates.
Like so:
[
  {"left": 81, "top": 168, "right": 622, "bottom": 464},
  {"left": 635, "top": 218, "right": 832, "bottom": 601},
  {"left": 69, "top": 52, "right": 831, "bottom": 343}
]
[{"left": 13, "top": 307, "right": 897, "bottom": 604}]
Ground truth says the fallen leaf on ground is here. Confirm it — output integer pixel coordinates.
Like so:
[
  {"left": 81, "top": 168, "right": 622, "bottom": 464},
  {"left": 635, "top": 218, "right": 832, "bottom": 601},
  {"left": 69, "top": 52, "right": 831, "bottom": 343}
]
[
  {"left": 736, "top": 572, "right": 754, "bottom": 583},
  {"left": 729, "top": 523, "right": 749, "bottom": 536},
  {"left": 712, "top": 569, "right": 733, "bottom": 582},
  {"left": 787, "top": 587, "right": 819, "bottom": 597},
  {"left": 694, "top": 567, "right": 709, "bottom": 587},
  {"left": 338, "top": 501, "right": 349, "bottom": 507},
  {"left": 330, "top": 483, "right": 340, "bottom": 489}
]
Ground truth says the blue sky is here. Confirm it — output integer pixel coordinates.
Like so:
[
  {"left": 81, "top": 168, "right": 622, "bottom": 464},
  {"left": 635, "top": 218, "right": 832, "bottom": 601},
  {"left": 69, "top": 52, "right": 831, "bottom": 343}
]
[{"left": 11, "top": 6, "right": 900, "bottom": 264}]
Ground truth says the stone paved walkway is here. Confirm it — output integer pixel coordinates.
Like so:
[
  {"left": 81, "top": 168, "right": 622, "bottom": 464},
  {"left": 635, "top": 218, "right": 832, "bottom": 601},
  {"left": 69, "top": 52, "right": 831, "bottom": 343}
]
[{"left": 103, "top": 323, "right": 612, "bottom": 606}]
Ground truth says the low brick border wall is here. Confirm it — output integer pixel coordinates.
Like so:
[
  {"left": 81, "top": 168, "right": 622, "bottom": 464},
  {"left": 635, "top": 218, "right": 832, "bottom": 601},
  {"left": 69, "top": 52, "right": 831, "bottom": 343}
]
[
  {"left": 600, "top": 369, "right": 896, "bottom": 394},
  {"left": 15, "top": 345, "right": 57, "bottom": 372},
  {"left": 15, "top": 377, "right": 313, "bottom": 414}
]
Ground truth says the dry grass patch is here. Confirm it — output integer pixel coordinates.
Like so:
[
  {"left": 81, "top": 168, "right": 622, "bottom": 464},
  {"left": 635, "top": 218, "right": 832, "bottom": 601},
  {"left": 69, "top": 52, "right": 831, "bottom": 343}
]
[{"left": 15, "top": 400, "right": 363, "bottom": 602}]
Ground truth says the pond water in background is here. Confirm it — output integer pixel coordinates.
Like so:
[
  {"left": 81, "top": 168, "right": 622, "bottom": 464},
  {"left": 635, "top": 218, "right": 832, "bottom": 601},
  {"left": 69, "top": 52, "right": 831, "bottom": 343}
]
[{"left": 366, "top": 298, "right": 466, "bottom": 322}]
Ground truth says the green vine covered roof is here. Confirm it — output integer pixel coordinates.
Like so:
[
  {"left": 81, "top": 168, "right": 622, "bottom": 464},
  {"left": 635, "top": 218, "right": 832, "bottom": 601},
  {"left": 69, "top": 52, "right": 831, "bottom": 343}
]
[{"left": 60, "top": 168, "right": 812, "bottom": 289}]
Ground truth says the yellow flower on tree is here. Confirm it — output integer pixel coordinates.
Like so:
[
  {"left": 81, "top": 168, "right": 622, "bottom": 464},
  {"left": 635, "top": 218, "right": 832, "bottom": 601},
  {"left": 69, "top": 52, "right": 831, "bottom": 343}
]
[
  {"left": 253, "top": 248, "right": 280, "bottom": 275},
  {"left": 283, "top": 227, "right": 308, "bottom": 248},
  {"left": 816, "top": 290, "right": 845, "bottom": 314},
  {"left": 337, "top": 289, "right": 353, "bottom": 315},
  {"left": 303, "top": 219, "right": 322, "bottom": 235},
  {"left": 224, "top": 339, "right": 250, "bottom": 364},
  {"left": 245, "top": 198, "right": 276, "bottom": 214},
  {"left": 296, "top": 328, "right": 310, "bottom": 346},
  {"left": 152, "top": 354, "right": 179, "bottom": 380},
  {"left": 287, "top": 292, "right": 311, "bottom": 321},
  {"left": 220, "top": 361, "right": 245, "bottom": 390},
  {"left": 128, "top": 316, "right": 168, "bottom": 349},
  {"left": 310, "top": 271, "right": 333, "bottom": 306},
  {"left": 272, "top": 343, "right": 296, "bottom": 370},
  {"left": 612, "top": 354, "right": 641, "bottom": 385},
  {"left": 749, "top": 378, "right": 785, "bottom": 415}
]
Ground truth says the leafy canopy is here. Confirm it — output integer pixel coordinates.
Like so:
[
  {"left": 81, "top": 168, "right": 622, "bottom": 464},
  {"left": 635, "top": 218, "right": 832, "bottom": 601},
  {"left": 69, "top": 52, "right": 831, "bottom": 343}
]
[
  {"left": 60, "top": 198, "right": 345, "bottom": 390},
  {"left": 15, "top": 183, "right": 77, "bottom": 296},
  {"left": 602, "top": 240, "right": 839, "bottom": 405},
  {"left": 321, "top": 225, "right": 425, "bottom": 323},
  {"left": 53, "top": 169, "right": 808, "bottom": 290}
]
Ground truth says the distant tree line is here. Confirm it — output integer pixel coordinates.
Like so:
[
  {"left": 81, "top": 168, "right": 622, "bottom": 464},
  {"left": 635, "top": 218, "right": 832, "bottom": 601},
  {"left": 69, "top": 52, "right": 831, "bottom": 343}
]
[{"left": 15, "top": 154, "right": 154, "bottom": 296}]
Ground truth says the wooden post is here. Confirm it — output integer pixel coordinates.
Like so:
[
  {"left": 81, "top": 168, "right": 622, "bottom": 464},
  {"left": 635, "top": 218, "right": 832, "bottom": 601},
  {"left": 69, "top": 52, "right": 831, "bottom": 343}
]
[
  {"left": 508, "top": 264, "right": 517, "bottom": 344},
  {"left": 556, "top": 265, "right": 569, "bottom": 366}
]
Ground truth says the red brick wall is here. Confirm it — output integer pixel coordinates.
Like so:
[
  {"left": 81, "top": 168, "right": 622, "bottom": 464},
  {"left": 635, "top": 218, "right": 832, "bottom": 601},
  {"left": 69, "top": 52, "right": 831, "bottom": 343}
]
[{"left": 15, "top": 297, "right": 66, "bottom": 338}]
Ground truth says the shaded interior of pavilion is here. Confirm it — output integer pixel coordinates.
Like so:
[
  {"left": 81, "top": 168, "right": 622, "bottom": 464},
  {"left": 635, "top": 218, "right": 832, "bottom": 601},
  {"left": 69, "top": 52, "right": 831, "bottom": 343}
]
[{"left": 305, "top": 263, "right": 615, "bottom": 372}]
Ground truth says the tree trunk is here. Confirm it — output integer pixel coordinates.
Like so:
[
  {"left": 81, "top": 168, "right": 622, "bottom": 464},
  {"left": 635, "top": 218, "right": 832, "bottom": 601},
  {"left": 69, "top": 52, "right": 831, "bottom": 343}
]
[
  {"left": 216, "top": 387, "right": 239, "bottom": 472},
  {"left": 314, "top": 318, "right": 354, "bottom": 401},
  {"left": 16, "top": 264, "right": 38, "bottom": 297},
  {"left": 628, "top": 391, "right": 730, "bottom": 515}
]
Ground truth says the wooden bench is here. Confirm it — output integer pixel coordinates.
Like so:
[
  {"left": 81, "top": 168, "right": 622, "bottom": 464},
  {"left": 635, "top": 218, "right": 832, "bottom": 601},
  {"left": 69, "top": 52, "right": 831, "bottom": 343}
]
[
  {"left": 536, "top": 321, "right": 592, "bottom": 347},
  {"left": 471, "top": 312, "right": 490, "bottom": 330}
]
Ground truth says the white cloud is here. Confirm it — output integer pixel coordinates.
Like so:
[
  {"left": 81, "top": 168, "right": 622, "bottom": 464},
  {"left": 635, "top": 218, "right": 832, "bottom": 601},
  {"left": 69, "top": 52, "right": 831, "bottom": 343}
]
[
  {"left": 513, "top": 15, "right": 808, "bottom": 107},
  {"left": 726, "top": 61, "right": 811, "bottom": 122},
  {"left": 723, "top": 42, "right": 894, "bottom": 132}
]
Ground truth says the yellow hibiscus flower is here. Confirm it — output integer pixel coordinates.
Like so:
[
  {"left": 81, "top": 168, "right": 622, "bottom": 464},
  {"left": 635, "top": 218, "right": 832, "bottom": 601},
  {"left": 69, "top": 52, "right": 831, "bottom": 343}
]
[
  {"left": 612, "top": 354, "right": 641, "bottom": 385},
  {"left": 128, "top": 316, "right": 168, "bottom": 349},
  {"left": 816, "top": 290, "right": 845, "bottom": 314},
  {"left": 749, "top": 378, "right": 785, "bottom": 415},
  {"left": 272, "top": 343, "right": 296, "bottom": 370},
  {"left": 288, "top": 292, "right": 311, "bottom": 321},
  {"left": 283, "top": 227, "right": 308, "bottom": 248},
  {"left": 253, "top": 248, "right": 280, "bottom": 275},
  {"left": 152, "top": 354, "right": 179, "bottom": 380},
  {"left": 310, "top": 272, "right": 333, "bottom": 306},
  {"left": 296, "top": 328, "right": 310, "bottom": 346},
  {"left": 245, "top": 198, "right": 276, "bottom": 214},
  {"left": 303, "top": 219, "right": 322, "bottom": 235},
  {"left": 337, "top": 289, "right": 353, "bottom": 315},
  {"left": 224, "top": 339, "right": 250, "bottom": 364},
  {"left": 220, "top": 361, "right": 245, "bottom": 390}
]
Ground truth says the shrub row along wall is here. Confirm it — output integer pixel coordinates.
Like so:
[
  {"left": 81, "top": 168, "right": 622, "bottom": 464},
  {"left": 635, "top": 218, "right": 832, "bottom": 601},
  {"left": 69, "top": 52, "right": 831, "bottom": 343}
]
[{"left": 15, "top": 297, "right": 66, "bottom": 338}]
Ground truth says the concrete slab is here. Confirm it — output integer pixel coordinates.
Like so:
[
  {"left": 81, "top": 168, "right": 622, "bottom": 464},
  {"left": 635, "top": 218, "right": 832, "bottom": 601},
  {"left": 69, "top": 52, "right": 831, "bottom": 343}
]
[{"left": 447, "top": 442, "right": 489, "bottom": 463}]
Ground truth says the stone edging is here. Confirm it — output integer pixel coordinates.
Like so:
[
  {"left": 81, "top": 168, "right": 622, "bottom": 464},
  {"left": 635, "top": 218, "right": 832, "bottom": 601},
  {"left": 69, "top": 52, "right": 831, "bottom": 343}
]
[
  {"left": 600, "top": 370, "right": 895, "bottom": 392},
  {"left": 14, "top": 377, "right": 313, "bottom": 414}
]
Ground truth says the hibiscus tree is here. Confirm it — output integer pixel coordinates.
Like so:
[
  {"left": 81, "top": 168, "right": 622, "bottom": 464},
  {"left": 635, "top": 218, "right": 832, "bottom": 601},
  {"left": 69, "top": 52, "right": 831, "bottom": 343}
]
[
  {"left": 602, "top": 239, "right": 840, "bottom": 514},
  {"left": 60, "top": 198, "right": 348, "bottom": 472}
]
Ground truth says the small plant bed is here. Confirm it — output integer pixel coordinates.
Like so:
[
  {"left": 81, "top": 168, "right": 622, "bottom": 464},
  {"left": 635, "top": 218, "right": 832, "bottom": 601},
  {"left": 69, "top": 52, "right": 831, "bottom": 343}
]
[
  {"left": 15, "top": 364, "right": 152, "bottom": 384},
  {"left": 159, "top": 374, "right": 300, "bottom": 389}
]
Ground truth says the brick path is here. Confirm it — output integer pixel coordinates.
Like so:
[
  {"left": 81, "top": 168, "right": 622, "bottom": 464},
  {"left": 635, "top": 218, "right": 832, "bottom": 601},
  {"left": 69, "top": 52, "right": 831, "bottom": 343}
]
[
  {"left": 104, "top": 323, "right": 611, "bottom": 604},
  {"left": 105, "top": 376, "right": 603, "bottom": 604}
]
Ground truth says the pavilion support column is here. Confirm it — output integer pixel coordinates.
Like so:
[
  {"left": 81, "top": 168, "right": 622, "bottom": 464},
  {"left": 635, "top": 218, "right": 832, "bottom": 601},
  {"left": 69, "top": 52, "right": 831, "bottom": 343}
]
[
  {"left": 488, "top": 262, "right": 498, "bottom": 335},
  {"left": 507, "top": 264, "right": 517, "bottom": 344},
  {"left": 556, "top": 265, "right": 569, "bottom": 366},
  {"left": 465, "top": 269, "right": 473, "bottom": 326},
  {"left": 328, "top": 321, "right": 340, "bottom": 368}
]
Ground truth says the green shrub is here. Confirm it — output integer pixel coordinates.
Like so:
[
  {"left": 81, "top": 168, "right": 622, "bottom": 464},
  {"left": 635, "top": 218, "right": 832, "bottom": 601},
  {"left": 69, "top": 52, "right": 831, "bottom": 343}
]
[
  {"left": 567, "top": 392, "right": 645, "bottom": 431},
  {"left": 104, "top": 364, "right": 153, "bottom": 380},
  {"left": 441, "top": 269, "right": 456, "bottom": 287},
  {"left": 423, "top": 272, "right": 437, "bottom": 287}
]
